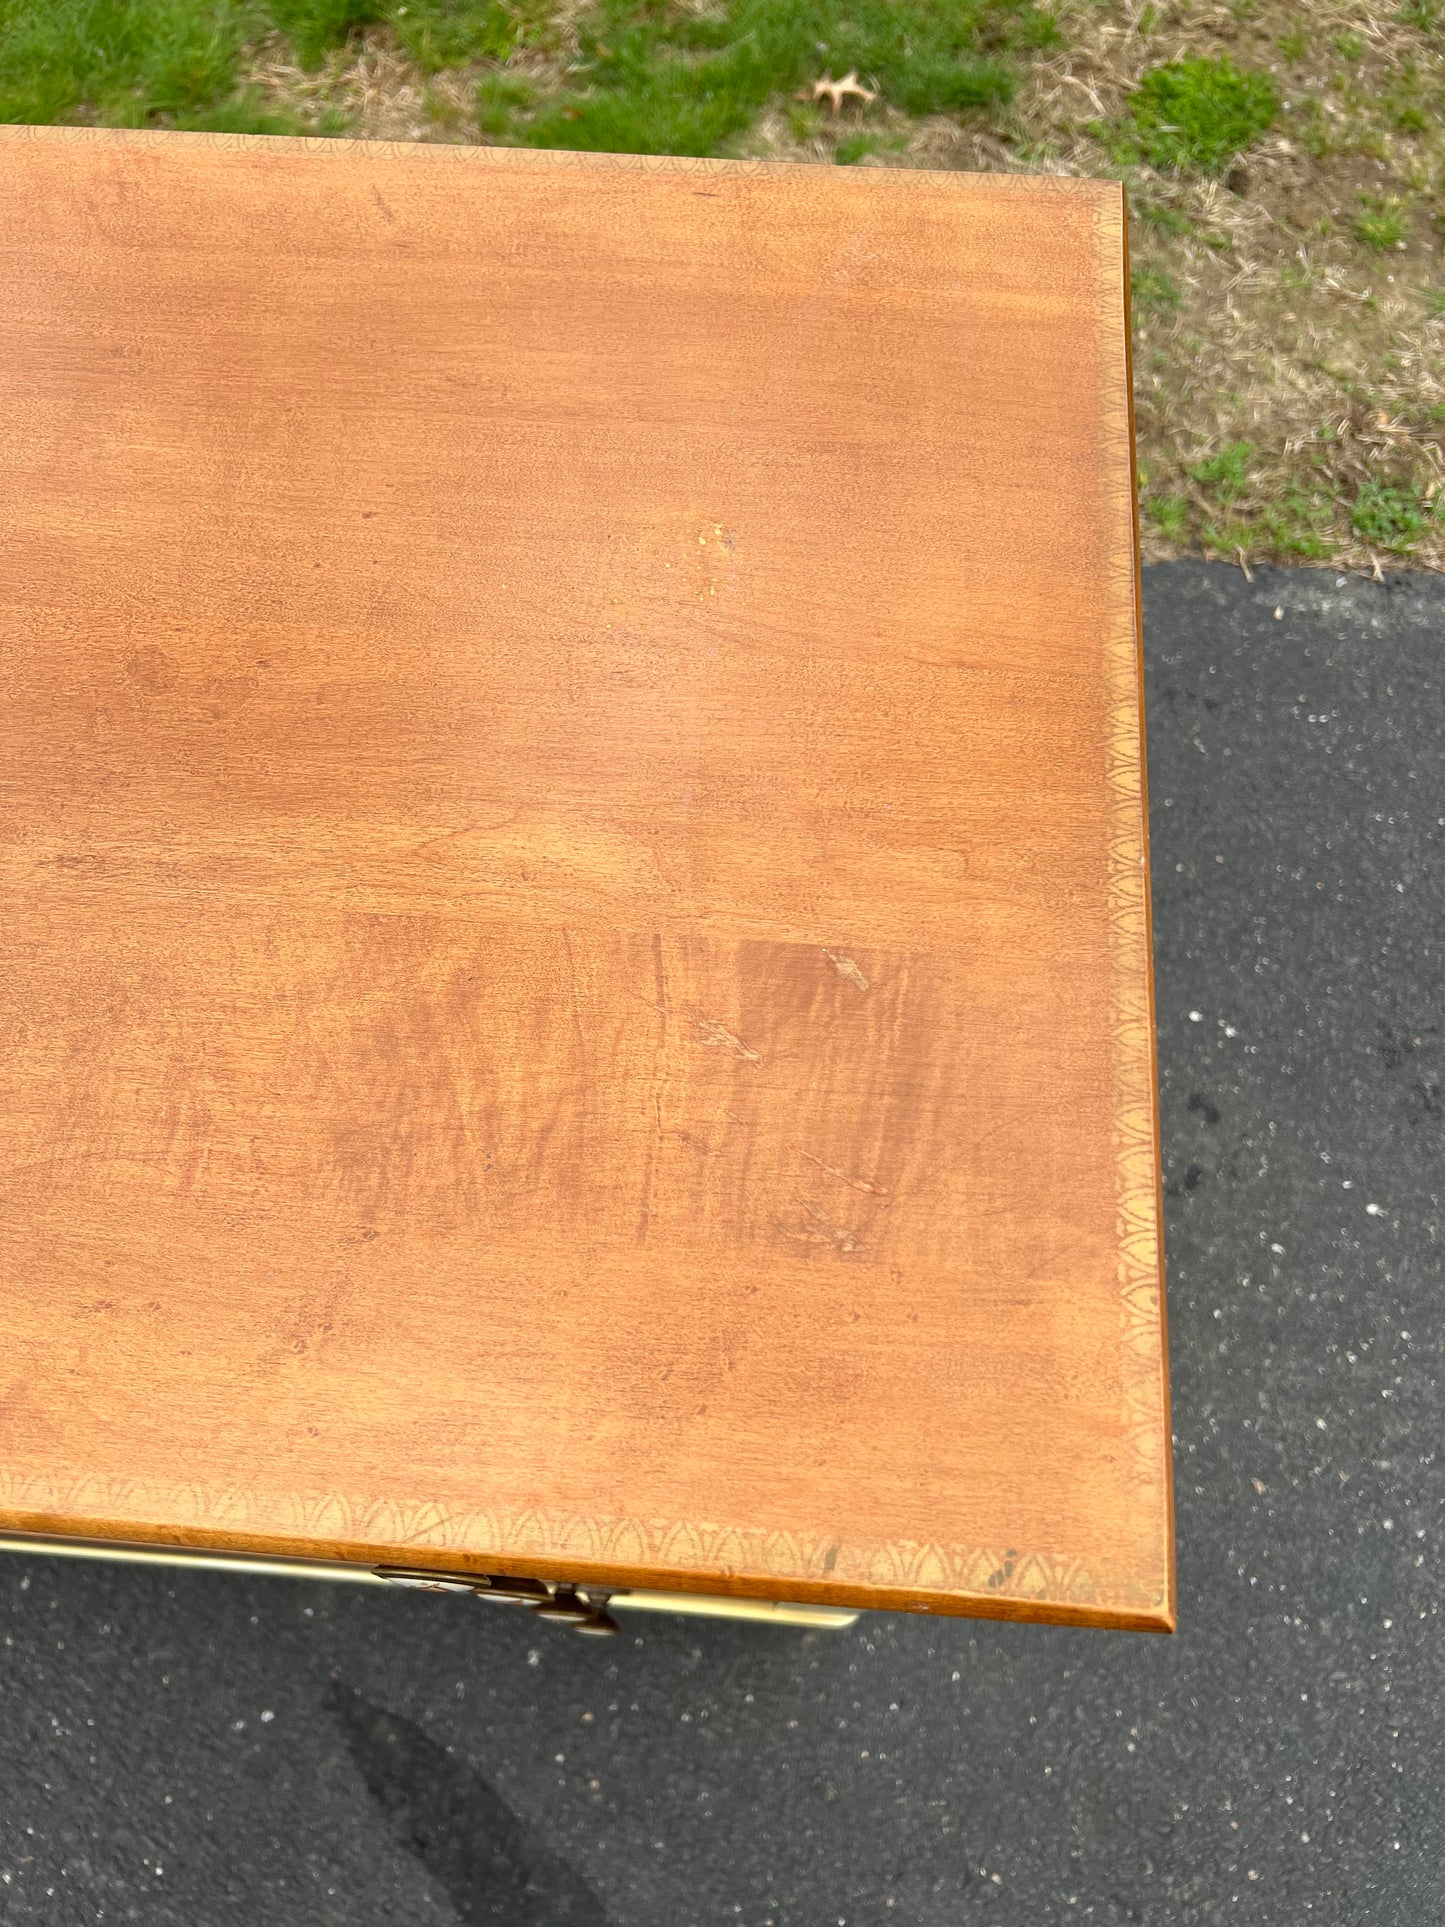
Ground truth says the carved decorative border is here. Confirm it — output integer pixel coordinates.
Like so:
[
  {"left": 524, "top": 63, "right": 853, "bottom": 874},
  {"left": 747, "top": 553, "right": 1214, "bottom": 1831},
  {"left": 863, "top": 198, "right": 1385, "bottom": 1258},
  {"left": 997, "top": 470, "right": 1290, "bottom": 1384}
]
[
  {"left": 0, "top": 1469, "right": 1153, "bottom": 1617},
  {"left": 0, "top": 128, "right": 1168, "bottom": 1621},
  {"left": 1092, "top": 188, "right": 1174, "bottom": 1620}
]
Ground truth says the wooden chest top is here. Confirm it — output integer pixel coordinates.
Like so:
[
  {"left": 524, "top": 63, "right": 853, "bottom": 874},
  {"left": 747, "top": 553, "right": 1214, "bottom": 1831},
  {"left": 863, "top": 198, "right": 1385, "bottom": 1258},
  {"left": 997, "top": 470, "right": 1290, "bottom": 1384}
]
[{"left": 0, "top": 124, "right": 1170, "bottom": 1629}]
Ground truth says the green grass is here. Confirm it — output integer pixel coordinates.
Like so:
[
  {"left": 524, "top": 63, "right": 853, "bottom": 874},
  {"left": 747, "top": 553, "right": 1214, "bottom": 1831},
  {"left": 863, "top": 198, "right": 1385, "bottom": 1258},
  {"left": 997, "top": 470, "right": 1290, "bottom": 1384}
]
[
  {"left": 1146, "top": 493, "right": 1189, "bottom": 539},
  {"left": 474, "top": 69, "right": 535, "bottom": 135},
  {"left": 1200, "top": 514, "right": 1252, "bottom": 556},
  {"left": 0, "top": 0, "right": 1060, "bottom": 148},
  {"left": 1354, "top": 194, "right": 1409, "bottom": 251},
  {"left": 1134, "top": 199, "right": 1194, "bottom": 237},
  {"left": 0, "top": 0, "right": 412, "bottom": 123},
  {"left": 0, "top": 0, "right": 248, "bottom": 125},
  {"left": 1118, "top": 54, "right": 1278, "bottom": 173},
  {"left": 1385, "top": 66, "right": 1430, "bottom": 134},
  {"left": 507, "top": 0, "right": 1059, "bottom": 157},
  {"left": 835, "top": 131, "right": 907, "bottom": 165},
  {"left": 269, "top": 0, "right": 380, "bottom": 68},
  {"left": 1196, "top": 482, "right": 1343, "bottom": 566},
  {"left": 1350, "top": 480, "right": 1434, "bottom": 553},
  {"left": 1131, "top": 263, "right": 1182, "bottom": 309},
  {"left": 1189, "top": 439, "right": 1255, "bottom": 502},
  {"left": 1259, "top": 486, "right": 1336, "bottom": 559},
  {"left": 389, "top": 0, "right": 518, "bottom": 71}
]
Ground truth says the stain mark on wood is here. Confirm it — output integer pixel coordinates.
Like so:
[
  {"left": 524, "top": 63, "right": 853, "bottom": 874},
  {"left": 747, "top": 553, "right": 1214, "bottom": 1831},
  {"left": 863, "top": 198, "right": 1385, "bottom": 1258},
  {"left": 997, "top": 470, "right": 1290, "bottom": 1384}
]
[
  {"left": 124, "top": 646, "right": 176, "bottom": 694},
  {"left": 692, "top": 1015, "right": 760, "bottom": 1063},
  {"left": 822, "top": 950, "right": 869, "bottom": 994}
]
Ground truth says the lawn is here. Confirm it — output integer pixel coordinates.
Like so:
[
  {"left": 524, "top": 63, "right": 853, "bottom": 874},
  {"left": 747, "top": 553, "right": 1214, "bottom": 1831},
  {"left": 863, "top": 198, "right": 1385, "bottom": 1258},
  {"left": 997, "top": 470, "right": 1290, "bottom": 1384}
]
[{"left": 2, "top": 0, "right": 1440, "bottom": 573}]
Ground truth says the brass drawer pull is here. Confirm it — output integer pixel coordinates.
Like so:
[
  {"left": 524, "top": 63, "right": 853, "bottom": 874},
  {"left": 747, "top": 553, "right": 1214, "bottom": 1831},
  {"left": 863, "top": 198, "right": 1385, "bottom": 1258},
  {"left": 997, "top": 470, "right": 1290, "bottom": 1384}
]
[{"left": 375, "top": 1568, "right": 619, "bottom": 1635}]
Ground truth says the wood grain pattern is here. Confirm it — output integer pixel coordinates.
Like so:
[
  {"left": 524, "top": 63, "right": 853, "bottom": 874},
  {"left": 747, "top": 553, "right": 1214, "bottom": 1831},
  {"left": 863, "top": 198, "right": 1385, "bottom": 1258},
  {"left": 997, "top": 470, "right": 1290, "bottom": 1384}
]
[{"left": 0, "top": 124, "right": 1172, "bottom": 1629}]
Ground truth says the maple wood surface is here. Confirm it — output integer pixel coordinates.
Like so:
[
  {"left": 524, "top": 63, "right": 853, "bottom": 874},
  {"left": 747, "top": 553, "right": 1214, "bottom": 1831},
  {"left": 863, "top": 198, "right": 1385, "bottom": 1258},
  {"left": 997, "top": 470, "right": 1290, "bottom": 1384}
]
[{"left": 0, "top": 125, "right": 1171, "bottom": 1629}]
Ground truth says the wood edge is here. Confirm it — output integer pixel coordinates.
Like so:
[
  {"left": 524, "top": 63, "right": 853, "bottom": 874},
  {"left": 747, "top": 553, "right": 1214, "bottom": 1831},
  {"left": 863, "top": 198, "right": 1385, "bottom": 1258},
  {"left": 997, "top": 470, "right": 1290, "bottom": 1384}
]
[
  {"left": 0, "top": 1511, "right": 1171, "bottom": 1632},
  {"left": 0, "top": 120, "right": 1120, "bottom": 203},
  {"left": 1118, "top": 180, "right": 1178, "bottom": 1637}
]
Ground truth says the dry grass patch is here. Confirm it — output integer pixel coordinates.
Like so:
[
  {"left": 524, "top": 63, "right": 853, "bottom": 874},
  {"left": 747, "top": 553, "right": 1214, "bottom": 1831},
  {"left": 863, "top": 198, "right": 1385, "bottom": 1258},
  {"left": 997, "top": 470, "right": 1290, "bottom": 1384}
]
[{"left": 978, "top": 0, "right": 1445, "bottom": 574}]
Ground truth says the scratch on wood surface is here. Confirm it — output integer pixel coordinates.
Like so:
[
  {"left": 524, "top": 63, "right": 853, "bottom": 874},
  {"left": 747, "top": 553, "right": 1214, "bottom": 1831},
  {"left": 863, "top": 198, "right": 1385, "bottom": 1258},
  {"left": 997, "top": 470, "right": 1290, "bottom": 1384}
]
[
  {"left": 671, "top": 1128, "right": 716, "bottom": 1157},
  {"left": 693, "top": 1015, "right": 760, "bottom": 1062},
  {"left": 776, "top": 1202, "right": 869, "bottom": 1256},
  {"left": 636, "top": 934, "right": 670, "bottom": 1244},
  {"left": 822, "top": 949, "right": 869, "bottom": 993},
  {"left": 800, "top": 1150, "right": 888, "bottom": 1196},
  {"left": 561, "top": 927, "right": 587, "bottom": 1063},
  {"left": 394, "top": 1508, "right": 458, "bottom": 1547}
]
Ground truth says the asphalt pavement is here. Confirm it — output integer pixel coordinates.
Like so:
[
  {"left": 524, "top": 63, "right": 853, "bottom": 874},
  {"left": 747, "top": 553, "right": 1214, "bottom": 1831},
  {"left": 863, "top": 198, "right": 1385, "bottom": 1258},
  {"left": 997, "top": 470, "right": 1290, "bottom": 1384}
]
[{"left": 3, "top": 559, "right": 1444, "bottom": 1926}]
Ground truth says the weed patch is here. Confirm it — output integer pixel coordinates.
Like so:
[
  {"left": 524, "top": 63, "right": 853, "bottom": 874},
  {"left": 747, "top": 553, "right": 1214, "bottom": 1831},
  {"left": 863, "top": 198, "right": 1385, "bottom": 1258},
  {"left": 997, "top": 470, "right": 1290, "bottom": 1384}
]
[{"left": 1118, "top": 55, "right": 1277, "bottom": 172}]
